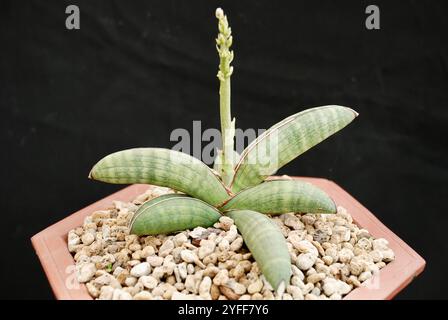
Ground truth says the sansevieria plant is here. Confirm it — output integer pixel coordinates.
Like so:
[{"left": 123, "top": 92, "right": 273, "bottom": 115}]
[{"left": 89, "top": 8, "right": 358, "bottom": 291}]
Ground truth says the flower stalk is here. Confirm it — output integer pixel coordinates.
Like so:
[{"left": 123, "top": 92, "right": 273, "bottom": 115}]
[{"left": 215, "top": 8, "right": 235, "bottom": 185}]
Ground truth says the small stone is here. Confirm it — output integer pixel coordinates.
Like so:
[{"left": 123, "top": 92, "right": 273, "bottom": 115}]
[
  {"left": 230, "top": 237, "right": 244, "bottom": 251},
  {"left": 130, "top": 262, "right": 151, "bottom": 277},
  {"left": 313, "top": 229, "right": 330, "bottom": 243},
  {"left": 349, "top": 257, "right": 364, "bottom": 276},
  {"left": 306, "top": 273, "right": 326, "bottom": 284},
  {"left": 322, "top": 255, "right": 333, "bottom": 265},
  {"left": 189, "top": 227, "right": 208, "bottom": 239},
  {"left": 338, "top": 248, "right": 354, "bottom": 263},
  {"left": 356, "top": 238, "right": 372, "bottom": 251},
  {"left": 129, "top": 243, "right": 142, "bottom": 252},
  {"left": 311, "top": 287, "right": 321, "bottom": 296},
  {"left": 124, "top": 276, "right": 137, "bottom": 287},
  {"left": 247, "top": 279, "right": 263, "bottom": 294},
  {"left": 296, "top": 253, "right": 317, "bottom": 271},
  {"left": 187, "top": 263, "right": 195, "bottom": 274},
  {"left": 98, "top": 285, "right": 114, "bottom": 300},
  {"left": 133, "top": 291, "right": 153, "bottom": 300},
  {"left": 213, "top": 269, "right": 229, "bottom": 286},
  {"left": 146, "top": 255, "right": 164, "bottom": 267},
  {"left": 86, "top": 282, "right": 99, "bottom": 298},
  {"left": 369, "top": 249, "right": 383, "bottom": 263},
  {"left": 140, "top": 246, "right": 155, "bottom": 258},
  {"left": 224, "top": 225, "right": 238, "bottom": 243},
  {"left": 185, "top": 275, "right": 198, "bottom": 294},
  {"left": 77, "top": 263, "right": 96, "bottom": 283},
  {"left": 172, "top": 291, "right": 195, "bottom": 300},
  {"left": 329, "top": 293, "right": 342, "bottom": 300},
  {"left": 113, "top": 289, "right": 132, "bottom": 300},
  {"left": 199, "top": 276, "right": 212, "bottom": 298},
  {"left": 381, "top": 249, "right": 395, "bottom": 262},
  {"left": 372, "top": 238, "right": 389, "bottom": 251},
  {"left": 159, "top": 240, "right": 174, "bottom": 257},
  {"left": 291, "top": 265, "right": 305, "bottom": 280},
  {"left": 294, "top": 240, "right": 319, "bottom": 257},
  {"left": 198, "top": 240, "right": 216, "bottom": 259},
  {"left": 282, "top": 293, "right": 293, "bottom": 300},
  {"left": 286, "top": 285, "right": 304, "bottom": 300},
  {"left": 211, "top": 284, "right": 220, "bottom": 300},
  {"left": 322, "top": 278, "right": 351, "bottom": 296},
  {"left": 94, "top": 273, "right": 121, "bottom": 289},
  {"left": 220, "top": 286, "right": 240, "bottom": 300},
  {"left": 218, "top": 239, "right": 230, "bottom": 251},
  {"left": 356, "top": 229, "right": 371, "bottom": 239},
  {"left": 181, "top": 250, "right": 196, "bottom": 263},
  {"left": 152, "top": 266, "right": 165, "bottom": 279},
  {"left": 68, "top": 232, "right": 81, "bottom": 252},
  {"left": 252, "top": 293, "right": 263, "bottom": 300},
  {"left": 81, "top": 233, "right": 95, "bottom": 246},
  {"left": 284, "top": 214, "right": 304, "bottom": 230},
  {"left": 173, "top": 233, "right": 188, "bottom": 247},
  {"left": 224, "top": 279, "right": 246, "bottom": 295},
  {"left": 140, "top": 275, "right": 158, "bottom": 289},
  {"left": 358, "top": 271, "right": 372, "bottom": 282},
  {"left": 219, "top": 216, "right": 234, "bottom": 231},
  {"left": 177, "top": 263, "right": 188, "bottom": 279}
]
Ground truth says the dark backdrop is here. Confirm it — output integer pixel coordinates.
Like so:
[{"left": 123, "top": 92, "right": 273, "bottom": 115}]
[{"left": 1, "top": 0, "right": 447, "bottom": 299}]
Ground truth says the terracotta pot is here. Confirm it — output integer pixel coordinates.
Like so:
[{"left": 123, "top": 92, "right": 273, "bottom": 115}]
[{"left": 31, "top": 177, "right": 425, "bottom": 300}]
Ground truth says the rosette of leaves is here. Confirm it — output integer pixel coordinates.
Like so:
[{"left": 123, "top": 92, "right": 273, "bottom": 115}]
[{"left": 88, "top": 8, "right": 358, "bottom": 291}]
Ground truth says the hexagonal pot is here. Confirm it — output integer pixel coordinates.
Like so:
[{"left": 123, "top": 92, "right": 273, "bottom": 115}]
[{"left": 31, "top": 177, "right": 425, "bottom": 300}]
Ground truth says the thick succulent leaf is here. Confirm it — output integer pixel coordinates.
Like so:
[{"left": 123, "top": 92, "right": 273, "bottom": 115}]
[
  {"left": 129, "top": 193, "right": 184, "bottom": 226},
  {"left": 130, "top": 196, "right": 221, "bottom": 235},
  {"left": 231, "top": 106, "right": 358, "bottom": 192},
  {"left": 221, "top": 180, "right": 336, "bottom": 214},
  {"left": 89, "top": 148, "right": 230, "bottom": 206},
  {"left": 226, "top": 210, "right": 291, "bottom": 290}
]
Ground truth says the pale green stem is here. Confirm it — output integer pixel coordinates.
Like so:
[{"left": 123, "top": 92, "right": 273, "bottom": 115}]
[{"left": 216, "top": 8, "right": 235, "bottom": 185}]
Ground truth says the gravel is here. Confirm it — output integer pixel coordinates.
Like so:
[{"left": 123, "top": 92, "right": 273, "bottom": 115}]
[{"left": 68, "top": 186, "right": 395, "bottom": 300}]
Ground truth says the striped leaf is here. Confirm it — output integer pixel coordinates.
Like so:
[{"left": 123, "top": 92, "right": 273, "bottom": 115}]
[
  {"left": 226, "top": 210, "right": 291, "bottom": 290},
  {"left": 130, "top": 196, "right": 221, "bottom": 235},
  {"left": 89, "top": 148, "right": 230, "bottom": 206},
  {"left": 221, "top": 180, "right": 336, "bottom": 214},
  {"left": 230, "top": 106, "right": 358, "bottom": 192}
]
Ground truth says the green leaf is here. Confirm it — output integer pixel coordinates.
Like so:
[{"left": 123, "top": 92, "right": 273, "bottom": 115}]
[
  {"left": 89, "top": 148, "right": 230, "bottom": 206},
  {"left": 221, "top": 180, "right": 336, "bottom": 214},
  {"left": 130, "top": 196, "right": 221, "bottom": 235},
  {"left": 230, "top": 106, "right": 358, "bottom": 192},
  {"left": 225, "top": 210, "right": 291, "bottom": 290}
]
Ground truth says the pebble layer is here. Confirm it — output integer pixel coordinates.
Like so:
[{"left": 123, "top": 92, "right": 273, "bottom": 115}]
[{"left": 68, "top": 186, "right": 395, "bottom": 300}]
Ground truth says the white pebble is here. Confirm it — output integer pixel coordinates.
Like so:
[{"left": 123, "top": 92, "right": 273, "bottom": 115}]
[
  {"left": 77, "top": 263, "right": 96, "bottom": 283},
  {"left": 181, "top": 250, "right": 196, "bottom": 263},
  {"left": 81, "top": 233, "right": 95, "bottom": 246},
  {"left": 199, "top": 276, "right": 212, "bottom": 298},
  {"left": 140, "top": 275, "right": 158, "bottom": 289},
  {"left": 198, "top": 240, "right": 216, "bottom": 259},
  {"left": 322, "top": 278, "right": 351, "bottom": 296},
  {"left": 146, "top": 255, "right": 164, "bottom": 267},
  {"left": 296, "top": 253, "right": 317, "bottom": 271},
  {"left": 130, "top": 262, "right": 151, "bottom": 277},
  {"left": 159, "top": 240, "right": 174, "bottom": 257},
  {"left": 247, "top": 279, "right": 263, "bottom": 294}
]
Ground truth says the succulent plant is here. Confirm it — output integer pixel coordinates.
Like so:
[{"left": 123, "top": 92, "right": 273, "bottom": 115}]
[{"left": 89, "top": 8, "right": 357, "bottom": 291}]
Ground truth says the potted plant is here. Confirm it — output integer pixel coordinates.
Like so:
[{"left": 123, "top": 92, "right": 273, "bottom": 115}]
[{"left": 32, "top": 8, "right": 425, "bottom": 300}]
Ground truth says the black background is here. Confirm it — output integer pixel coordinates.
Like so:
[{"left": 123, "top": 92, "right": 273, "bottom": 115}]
[{"left": 1, "top": 0, "right": 447, "bottom": 299}]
